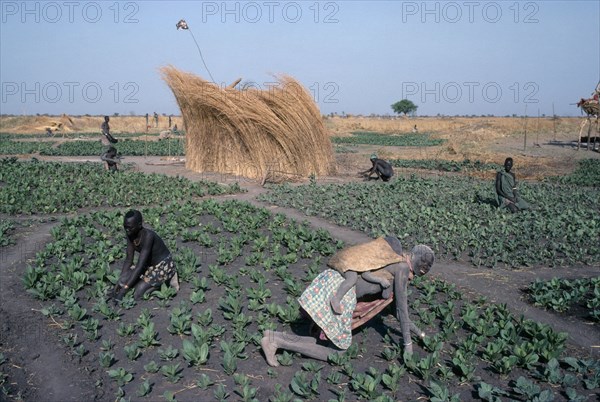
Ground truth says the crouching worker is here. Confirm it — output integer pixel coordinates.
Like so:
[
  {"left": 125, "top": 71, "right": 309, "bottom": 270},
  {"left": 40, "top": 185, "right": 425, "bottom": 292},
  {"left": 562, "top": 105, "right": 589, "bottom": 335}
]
[
  {"left": 261, "top": 237, "right": 434, "bottom": 366},
  {"left": 495, "top": 157, "right": 531, "bottom": 213},
  {"left": 360, "top": 154, "right": 394, "bottom": 182},
  {"left": 112, "top": 210, "right": 179, "bottom": 301},
  {"left": 101, "top": 146, "right": 120, "bottom": 172}
]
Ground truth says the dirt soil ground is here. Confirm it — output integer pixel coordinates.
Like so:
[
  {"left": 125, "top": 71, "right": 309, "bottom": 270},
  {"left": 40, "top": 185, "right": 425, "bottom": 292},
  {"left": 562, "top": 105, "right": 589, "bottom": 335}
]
[{"left": 1, "top": 118, "right": 599, "bottom": 401}]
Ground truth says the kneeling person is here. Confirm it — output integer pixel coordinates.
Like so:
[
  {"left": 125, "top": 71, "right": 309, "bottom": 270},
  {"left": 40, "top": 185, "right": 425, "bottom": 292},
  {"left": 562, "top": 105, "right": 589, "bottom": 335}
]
[
  {"left": 113, "top": 210, "right": 179, "bottom": 301},
  {"left": 496, "top": 157, "right": 530, "bottom": 212}
]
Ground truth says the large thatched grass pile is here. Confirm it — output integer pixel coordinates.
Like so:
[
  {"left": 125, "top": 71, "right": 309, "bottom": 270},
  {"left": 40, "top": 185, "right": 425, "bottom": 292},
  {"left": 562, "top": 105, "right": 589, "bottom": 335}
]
[{"left": 161, "top": 65, "right": 335, "bottom": 181}]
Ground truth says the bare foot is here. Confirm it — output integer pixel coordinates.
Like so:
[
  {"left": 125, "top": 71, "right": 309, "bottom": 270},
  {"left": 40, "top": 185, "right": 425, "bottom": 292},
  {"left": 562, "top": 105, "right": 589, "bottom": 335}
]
[
  {"left": 330, "top": 297, "right": 343, "bottom": 315},
  {"left": 261, "top": 330, "right": 280, "bottom": 367}
]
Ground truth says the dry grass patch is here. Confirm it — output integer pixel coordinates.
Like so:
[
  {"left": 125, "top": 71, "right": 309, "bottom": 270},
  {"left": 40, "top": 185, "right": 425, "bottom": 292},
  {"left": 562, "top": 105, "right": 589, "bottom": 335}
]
[{"left": 161, "top": 65, "right": 335, "bottom": 182}]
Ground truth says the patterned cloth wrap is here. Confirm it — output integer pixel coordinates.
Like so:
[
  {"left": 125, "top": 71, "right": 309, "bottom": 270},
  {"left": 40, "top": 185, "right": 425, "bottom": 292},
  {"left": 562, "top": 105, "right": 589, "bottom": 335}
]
[
  {"left": 130, "top": 254, "right": 176, "bottom": 287},
  {"left": 298, "top": 269, "right": 356, "bottom": 350}
]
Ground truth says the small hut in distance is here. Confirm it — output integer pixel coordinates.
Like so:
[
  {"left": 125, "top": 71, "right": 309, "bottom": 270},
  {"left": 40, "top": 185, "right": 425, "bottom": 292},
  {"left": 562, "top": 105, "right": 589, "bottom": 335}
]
[{"left": 161, "top": 65, "right": 335, "bottom": 182}]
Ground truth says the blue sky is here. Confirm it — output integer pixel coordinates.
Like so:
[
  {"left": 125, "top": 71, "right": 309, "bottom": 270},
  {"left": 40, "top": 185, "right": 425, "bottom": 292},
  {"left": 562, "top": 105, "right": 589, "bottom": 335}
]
[{"left": 1, "top": 0, "right": 599, "bottom": 116}]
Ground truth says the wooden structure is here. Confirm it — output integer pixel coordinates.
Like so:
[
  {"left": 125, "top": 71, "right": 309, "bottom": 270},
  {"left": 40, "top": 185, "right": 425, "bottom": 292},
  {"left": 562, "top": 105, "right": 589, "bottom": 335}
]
[{"left": 576, "top": 95, "right": 600, "bottom": 151}]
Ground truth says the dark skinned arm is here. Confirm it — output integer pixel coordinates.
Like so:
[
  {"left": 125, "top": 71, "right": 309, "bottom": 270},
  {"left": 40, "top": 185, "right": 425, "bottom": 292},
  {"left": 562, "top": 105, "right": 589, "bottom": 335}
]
[
  {"left": 330, "top": 271, "right": 358, "bottom": 314},
  {"left": 359, "top": 160, "right": 377, "bottom": 176},
  {"left": 112, "top": 237, "right": 136, "bottom": 300},
  {"left": 511, "top": 173, "right": 520, "bottom": 198},
  {"left": 495, "top": 172, "right": 502, "bottom": 195},
  {"left": 393, "top": 264, "right": 424, "bottom": 354},
  {"left": 125, "top": 231, "right": 154, "bottom": 288},
  {"left": 112, "top": 238, "right": 133, "bottom": 300},
  {"left": 359, "top": 166, "right": 374, "bottom": 176},
  {"left": 121, "top": 238, "right": 135, "bottom": 272}
]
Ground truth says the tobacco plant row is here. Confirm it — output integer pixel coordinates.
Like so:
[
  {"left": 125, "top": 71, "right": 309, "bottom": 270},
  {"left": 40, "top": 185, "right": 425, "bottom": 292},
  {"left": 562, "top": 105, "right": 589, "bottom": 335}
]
[
  {"left": 0, "top": 138, "right": 184, "bottom": 156},
  {"left": 548, "top": 159, "right": 600, "bottom": 187},
  {"left": 0, "top": 132, "right": 159, "bottom": 140},
  {"left": 0, "top": 220, "right": 15, "bottom": 247},
  {"left": 0, "top": 158, "right": 242, "bottom": 214},
  {"left": 21, "top": 199, "right": 599, "bottom": 401},
  {"left": 259, "top": 168, "right": 600, "bottom": 269},
  {"left": 332, "top": 131, "right": 445, "bottom": 147},
  {"left": 527, "top": 277, "right": 600, "bottom": 321},
  {"left": 0, "top": 140, "right": 55, "bottom": 155},
  {"left": 389, "top": 158, "right": 501, "bottom": 172},
  {"left": 40, "top": 139, "right": 185, "bottom": 156}
]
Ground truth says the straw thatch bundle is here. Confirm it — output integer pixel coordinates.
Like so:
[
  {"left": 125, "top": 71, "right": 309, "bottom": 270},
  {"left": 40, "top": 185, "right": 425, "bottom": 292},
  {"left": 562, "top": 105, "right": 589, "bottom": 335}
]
[{"left": 161, "top": 65, "right": 335, "bottom": 181}]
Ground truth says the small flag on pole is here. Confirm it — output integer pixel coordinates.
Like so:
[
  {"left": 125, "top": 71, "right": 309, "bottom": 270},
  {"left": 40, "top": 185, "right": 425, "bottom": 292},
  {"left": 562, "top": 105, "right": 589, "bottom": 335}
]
[{"left": 176, "top": 19, "right": 188, "bottom": 30}]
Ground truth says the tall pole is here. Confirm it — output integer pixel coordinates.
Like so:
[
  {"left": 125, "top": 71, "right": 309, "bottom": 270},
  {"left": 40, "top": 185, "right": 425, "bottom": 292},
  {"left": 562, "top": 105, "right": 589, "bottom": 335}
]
[
  {"left": 523, "top": 105, "right": 528, "bottom": 151},
  {"left": 536, "top": 108, "right": 540, "bottom": 146},
  {"left": 552, "top": 103, "right": 557, "bottom": 141},
  {"left": 177, "top": 19, "right": 216, "bottom": 83}
]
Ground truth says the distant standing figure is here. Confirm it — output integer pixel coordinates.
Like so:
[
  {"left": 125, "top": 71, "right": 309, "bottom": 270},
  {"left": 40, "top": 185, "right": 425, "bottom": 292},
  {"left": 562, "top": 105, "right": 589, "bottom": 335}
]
[
  {"left": 168, "top": 115, "right": 172, "bottom": 128},
  {"left": 495, "top": 157, "right": 531, "bottom": 213},
  {"left": 360, "top": 154, "right": 394, "bottom": 182},
  {"left": 101, "top": 116, "right": 118, "bottom": 145},
  {"left": 45, "top": 127, "right": 53, "bottom": 137},
  {"left": 154, "top": 112, "right": 159, "bottom": 127},
  {"left": 145, "top": 113, "right": 149, "bottom": 128},
  {"left": 172, "top": 124, "right": 178, "bottom": 134}
]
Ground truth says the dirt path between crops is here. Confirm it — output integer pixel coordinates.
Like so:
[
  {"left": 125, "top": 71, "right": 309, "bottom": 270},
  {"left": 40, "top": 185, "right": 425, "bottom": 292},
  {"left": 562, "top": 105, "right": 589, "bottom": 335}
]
[
  {"left": 1, "top": 155, "right": 599, "bottom": 401},
  {"left": 0, "top": 221, "right": 102, "bottom": 401}
]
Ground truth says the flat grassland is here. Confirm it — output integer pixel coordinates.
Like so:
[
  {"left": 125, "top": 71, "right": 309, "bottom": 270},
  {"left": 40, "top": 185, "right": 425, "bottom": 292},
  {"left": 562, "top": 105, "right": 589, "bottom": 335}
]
[{"left": 2, "top": 113, "right": 596, "bottom": 179}]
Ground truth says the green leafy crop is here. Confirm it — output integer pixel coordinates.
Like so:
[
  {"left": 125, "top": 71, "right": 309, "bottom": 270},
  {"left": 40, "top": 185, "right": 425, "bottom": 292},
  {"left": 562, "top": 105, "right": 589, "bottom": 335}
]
[
  {"left": 390, "top": 158, "right": 501, "bottom": 172},
  {"left": 527, "top": 277, "right": 600, "bottom": 321},
  {"left": 20, "top": 197, "right": 598, "bottom": 400},
  {"left": 0, "top": 159, "right": 243, "bottom": 214},
  {"left": 40, "top": 138, "right": 185, "bottom": 156},
  {"left": 332, "top": 131, "right": 445, "bottom": 147},
  {"left": 259, "top": 174, "right": 600, "bottom": 268}
]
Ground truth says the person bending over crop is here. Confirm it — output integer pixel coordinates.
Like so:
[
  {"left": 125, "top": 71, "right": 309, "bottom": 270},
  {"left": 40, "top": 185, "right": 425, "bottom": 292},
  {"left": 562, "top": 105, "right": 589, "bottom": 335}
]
[
  {"left": 495, "top": 157, "right": 530, "bottom": 213},
  {"left": 360, "top": 154, "right": 394, "bottom": 181},
  {"left": 112, "top": 210, "right": 179, "bottom": 301},
  {"left": 101, "top": 146, "right": 120, "bottom": 172},
  {"left": 330, "top": 237, "right": 407, "bottom": 314},
  {"left": 261, "top": 238, "right": 434, "bottom": 366}
]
